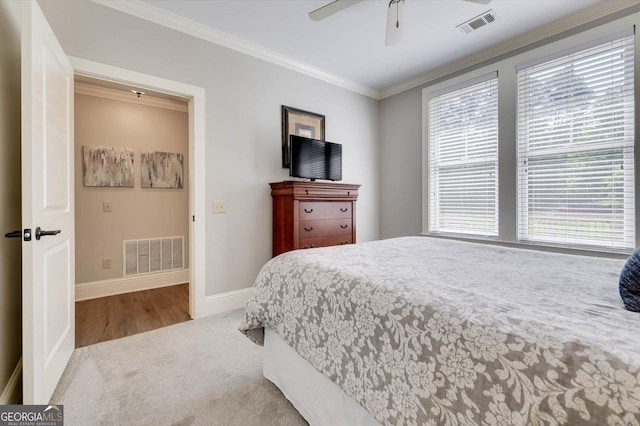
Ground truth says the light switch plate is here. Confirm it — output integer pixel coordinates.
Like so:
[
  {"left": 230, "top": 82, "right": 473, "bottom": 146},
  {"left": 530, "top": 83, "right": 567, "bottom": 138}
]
[
  {"left": 103, "top": 201, "right": 113, "bottom": 212},
  {"left": 102, "top": 257, "right": 112, "bottom": 269},
  {"left": 213, "top": 200, "right": 227, "bottom": 213}
]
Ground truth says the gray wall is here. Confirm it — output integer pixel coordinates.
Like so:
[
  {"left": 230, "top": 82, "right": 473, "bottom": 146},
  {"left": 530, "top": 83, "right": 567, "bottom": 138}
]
[
  {"left": 379, "top": 89, "right": 422, "bottom": 239},
  {"left": 38, "top": 1, "right": 380, "bottom": 296},
  {"left": 0, "top": 0, "right": 22, "bottom": 403}
]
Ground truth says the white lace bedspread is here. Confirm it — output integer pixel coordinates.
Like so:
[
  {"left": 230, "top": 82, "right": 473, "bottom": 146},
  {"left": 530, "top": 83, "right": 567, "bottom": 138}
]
[{"left": 239, "top": 236, "right": 640, "bottom": 425}]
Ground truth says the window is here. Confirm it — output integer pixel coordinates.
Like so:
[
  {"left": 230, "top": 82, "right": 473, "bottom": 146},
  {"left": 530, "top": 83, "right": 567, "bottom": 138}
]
[
  {"left": 517, "top": 34, "right": 635, "bottom": 251},
  {"left": 428, "top": 74, "right": 499, "bottom": 237}
]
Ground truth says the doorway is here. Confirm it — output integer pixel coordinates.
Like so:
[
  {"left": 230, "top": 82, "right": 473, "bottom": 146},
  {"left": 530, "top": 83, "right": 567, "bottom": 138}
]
[
  {"left": 73, "top": 78, "right": 191, "bottom": 346},
  {"left": 70, "top": 55, "right": 208, "bottom": 322},
  {"left": 18, "top": 4, "right": 207, "bottom": 403}
]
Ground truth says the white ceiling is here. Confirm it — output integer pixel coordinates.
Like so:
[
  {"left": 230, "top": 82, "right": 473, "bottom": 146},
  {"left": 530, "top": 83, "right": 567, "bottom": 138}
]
[{"left": 135, "top": 0, "right": 606, "bottom": 95}]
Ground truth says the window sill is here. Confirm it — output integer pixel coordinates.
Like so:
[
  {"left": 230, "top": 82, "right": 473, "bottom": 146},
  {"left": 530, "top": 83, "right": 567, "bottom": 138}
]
[{"left": 419, "top": 232, "right": 630, "bottom": 259}]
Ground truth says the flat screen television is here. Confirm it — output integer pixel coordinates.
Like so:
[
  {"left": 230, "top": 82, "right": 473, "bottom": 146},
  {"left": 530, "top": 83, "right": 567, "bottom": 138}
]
[{"left": 289, "top": 135, "right": 342, "bottom": 181}]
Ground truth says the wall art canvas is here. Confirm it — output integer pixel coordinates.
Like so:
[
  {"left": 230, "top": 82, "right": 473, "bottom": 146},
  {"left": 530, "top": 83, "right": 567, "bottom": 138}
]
[
  {"left": 82, "top": 146, "right": 134, "bottom": 187},
  {"left": 141, "top": 151, "right": 184, "bottom": 189}
]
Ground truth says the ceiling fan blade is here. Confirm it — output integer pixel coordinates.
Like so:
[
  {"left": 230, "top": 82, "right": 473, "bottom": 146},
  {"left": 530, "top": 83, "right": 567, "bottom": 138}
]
[
  {"left": 385, "top": 0, "right": 405, "bottom": 47},
  {"left": 309, "top": 0, "right": 362, "bottom": 21},
  {"left": 464, "top": 0, "right": 493, "bottom": 4}
]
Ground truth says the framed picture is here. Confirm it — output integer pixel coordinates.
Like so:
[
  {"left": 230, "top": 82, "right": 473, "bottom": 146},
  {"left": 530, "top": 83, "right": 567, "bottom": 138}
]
[
  {"left": 141, "top": 151, "right": 184, "bottom": 189},
  {"left": 82, "top": 146, "right": 134, "bottom": 187},
  {"left": 281, "top": 105, "right": 325, "bottom": 168}
]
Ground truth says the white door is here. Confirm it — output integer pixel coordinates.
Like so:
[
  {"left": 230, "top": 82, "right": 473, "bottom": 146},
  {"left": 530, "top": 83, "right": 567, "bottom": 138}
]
[{"left": 21, "top": 0, "right": 75, "bottom": 404}]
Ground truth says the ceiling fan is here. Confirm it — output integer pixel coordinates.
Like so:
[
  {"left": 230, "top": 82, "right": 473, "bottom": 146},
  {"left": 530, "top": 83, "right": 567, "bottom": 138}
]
[{"left": 309, "top": 0, "right": 493, "bottom": 46}]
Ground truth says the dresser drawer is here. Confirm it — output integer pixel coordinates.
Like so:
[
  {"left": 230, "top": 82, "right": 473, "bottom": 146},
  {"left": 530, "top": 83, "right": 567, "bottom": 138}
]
[
  {"left": 299, "top": 202, "right": 352, "bottom": 220},
  {"left": 300, "top": 235, "right": 352, "bottom": 249},
  {"left": 271, "top": 181, "right": 360, "bottom": 257},
  {"left": 299, "top": 219, "right": 352, "bottom": 238}
]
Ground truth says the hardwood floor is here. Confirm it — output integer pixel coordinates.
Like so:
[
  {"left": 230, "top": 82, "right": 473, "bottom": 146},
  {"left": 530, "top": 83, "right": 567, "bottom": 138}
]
[{"left": 75, "top": 283, "right": 190, "bottom": 348}]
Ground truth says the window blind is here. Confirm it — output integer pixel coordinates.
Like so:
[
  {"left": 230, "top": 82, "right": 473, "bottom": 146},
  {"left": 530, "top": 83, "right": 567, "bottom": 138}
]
[
  {"left": 428, "top": 75, "right": 499, "bottom": 237},
  {"left": 517, "top": 34, "right": 635, "bottom": 251}
]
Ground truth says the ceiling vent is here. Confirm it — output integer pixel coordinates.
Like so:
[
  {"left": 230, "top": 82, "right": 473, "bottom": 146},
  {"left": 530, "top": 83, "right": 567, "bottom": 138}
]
[{"left": 457, "top": 10, "right": 497, "bottom": 34}]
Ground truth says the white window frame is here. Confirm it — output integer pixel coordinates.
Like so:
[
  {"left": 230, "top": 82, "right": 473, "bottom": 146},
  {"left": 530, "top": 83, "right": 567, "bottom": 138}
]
[
  {"left": 516, "top": 31, "right": 635, "bottom": 252},
  {"left": 426, "top": 72, "right": 499, "bottom": 238},
  {"left": 421, "top": 18, "right": 639, "bottom": 255}
]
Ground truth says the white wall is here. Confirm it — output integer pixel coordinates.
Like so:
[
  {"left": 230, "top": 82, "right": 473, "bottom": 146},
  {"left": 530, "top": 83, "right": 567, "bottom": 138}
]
[
  {"left": 0, "top": 0, "right": 22, "bottom": 404},
  {"left": 38, "top": 0, "right": 380, "bottom": 296}
]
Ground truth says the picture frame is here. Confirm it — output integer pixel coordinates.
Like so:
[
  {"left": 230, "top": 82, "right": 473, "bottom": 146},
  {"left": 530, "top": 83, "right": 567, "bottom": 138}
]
[
  {"left": 281, "top": 105, "right": 325, "bottom": 168},
  {"left": 141, "top": 151, "right": 184, "bottom": 189},
  {"left": 82, "top": 146, "right": 134, "bottom": 187}
]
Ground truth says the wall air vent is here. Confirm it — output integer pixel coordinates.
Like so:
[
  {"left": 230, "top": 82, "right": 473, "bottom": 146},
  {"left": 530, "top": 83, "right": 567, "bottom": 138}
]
[
  {"left": 457, "top": 10, "right": 497, "bottom": 34},
  {"left": 124, "top": 236, "right": 184, "bottom": 277}
]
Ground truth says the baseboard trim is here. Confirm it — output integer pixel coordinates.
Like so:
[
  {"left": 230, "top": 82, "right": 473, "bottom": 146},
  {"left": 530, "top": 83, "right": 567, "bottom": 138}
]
[
  {"left": 75, "top": 269, "right": 190, "bottom": 301},
  {"left": 200, "top": 287, "right": 254, "bottom": 318},
  {"left": 0, "top": 358, "right": 22, "bottom": 405}
]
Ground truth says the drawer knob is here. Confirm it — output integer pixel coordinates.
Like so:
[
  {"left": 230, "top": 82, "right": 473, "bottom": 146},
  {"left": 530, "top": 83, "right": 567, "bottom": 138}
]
[
  {"left": 340, "top": 208, "right": 348, "bottom": 213},
  {"left": 304, "top": 226, "right": 314, "bottom": 232},
  {"left": 340, "top": 224, "right": 348, "bottom": 229},
  {"left": 304, "top": 208, "right": 313, "bottom": 213}
]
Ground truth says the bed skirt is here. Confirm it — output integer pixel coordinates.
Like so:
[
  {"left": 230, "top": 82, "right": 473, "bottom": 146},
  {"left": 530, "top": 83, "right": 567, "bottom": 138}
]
[{"left": 264, "top": 328, "right": 380, "bottom": 426}]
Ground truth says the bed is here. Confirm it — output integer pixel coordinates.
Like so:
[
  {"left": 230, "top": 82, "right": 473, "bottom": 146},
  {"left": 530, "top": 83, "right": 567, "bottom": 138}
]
[{"left": 239, "top": 236, "right": 640, "bottom": 426}]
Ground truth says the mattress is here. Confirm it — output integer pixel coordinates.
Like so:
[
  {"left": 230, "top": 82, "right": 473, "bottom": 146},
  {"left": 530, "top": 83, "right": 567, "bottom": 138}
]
[{"left": 239, "top": 236, "right": 640, "bottom": 425}]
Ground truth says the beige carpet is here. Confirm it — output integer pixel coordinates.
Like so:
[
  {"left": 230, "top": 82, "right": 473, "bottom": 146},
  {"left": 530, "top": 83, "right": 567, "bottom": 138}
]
[{"left": 51, "top": 309, "right": 308, "bottom": 426}]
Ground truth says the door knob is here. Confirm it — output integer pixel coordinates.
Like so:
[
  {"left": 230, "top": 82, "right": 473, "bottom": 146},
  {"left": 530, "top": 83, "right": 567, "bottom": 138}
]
[
  {"left": 4, "top": 230, "right": 22, "bottom": 238},
  {"left": 35, "top": 227, "right": 61, "bottom": 240},
  {"left": 5, "top": 229, "right": 31, "bottom": 241}
]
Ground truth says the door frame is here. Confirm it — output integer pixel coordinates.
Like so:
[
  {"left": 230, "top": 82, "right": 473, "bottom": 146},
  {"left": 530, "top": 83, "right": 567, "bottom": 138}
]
[{"left": 69, "top": 56, "right": 207, "bottom": 319}]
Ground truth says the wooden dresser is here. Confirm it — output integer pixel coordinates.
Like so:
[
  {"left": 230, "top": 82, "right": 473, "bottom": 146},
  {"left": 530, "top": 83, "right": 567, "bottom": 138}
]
[{"left": 270, "top": 181, "right": 360, "bottom": 257}]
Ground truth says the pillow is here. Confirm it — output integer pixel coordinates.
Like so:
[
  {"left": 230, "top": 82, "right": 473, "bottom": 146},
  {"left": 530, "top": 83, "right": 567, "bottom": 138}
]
[{"left": 619, "top": 249, "right": 640, "bottom": 312}]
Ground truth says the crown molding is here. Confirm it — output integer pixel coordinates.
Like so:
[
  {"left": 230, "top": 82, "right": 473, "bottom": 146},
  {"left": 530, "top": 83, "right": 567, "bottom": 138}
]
[
  {"left": 74, "top": 81, "right": 189, "bottom": 112},
  {"left": 90, "top": 0, "right": 640, "bottom": 101},
  {"left": 379, "top": 1, "right": 640, "bottom": 99},
  {"left": 92, "top": 0, "right": 382, "bottom": 99}
]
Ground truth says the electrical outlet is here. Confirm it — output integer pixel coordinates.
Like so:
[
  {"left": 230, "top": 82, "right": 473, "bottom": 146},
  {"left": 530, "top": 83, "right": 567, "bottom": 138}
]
[
  {"left": 102, "top": 257, "right": 112, "bottom": 269},
  {"left": 103, "top": 201, "right": 113, "bottom": 212},
  {"left": 213, "top": 200, "right": 227, "bottom": 213}
]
